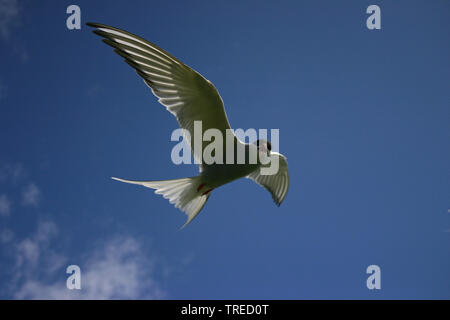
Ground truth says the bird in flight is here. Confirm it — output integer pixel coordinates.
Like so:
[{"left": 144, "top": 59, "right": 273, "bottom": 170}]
[{"left": 87, "top": 23, "right": 290, "bottom": 228}]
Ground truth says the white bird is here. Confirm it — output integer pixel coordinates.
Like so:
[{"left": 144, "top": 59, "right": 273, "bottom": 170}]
[{"left": 87, "top": 23, "right": 290, "bottom": 228}]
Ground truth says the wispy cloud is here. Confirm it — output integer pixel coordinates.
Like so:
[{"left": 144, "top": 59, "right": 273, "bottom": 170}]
[
  {"left": 0, "top": 162, "right": 166, "bottom": 299},
  {"left": 22, "top": 182, "right": 40, "bottom": 207},
  {"left": 3, "top": 219, "right": 165, "bottom": 299},
  {"left": 0, "top": 0, "right": 19, "bottom": 39},
  {"left": 0, "top": 194, "right": 11, "bottom": 216},
  {"left": 77, "top": 237, "right": 165, "bottom": 299},
  {"left": 11, "top": 230, "right": 166, "bottom": 299},
  {"left": 15, "top": 221, "right": 57, "bottom": 268}
]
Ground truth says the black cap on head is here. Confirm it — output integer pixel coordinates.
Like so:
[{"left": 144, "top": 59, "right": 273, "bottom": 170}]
[{"left": 255, "top": 139, "right": 271, "bottom": 151}]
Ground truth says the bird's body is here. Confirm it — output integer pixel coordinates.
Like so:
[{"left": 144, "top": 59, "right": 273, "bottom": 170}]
[
  {"left": 202, "top": 161, "right": 259, "bottom": 189},
  {"left": 88, "top": 22, "right": 290, "bottom": 227}
]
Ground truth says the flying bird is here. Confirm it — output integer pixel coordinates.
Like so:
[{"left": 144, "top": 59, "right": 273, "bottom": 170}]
[{"left": 87, "top": 23, "right": 290, "bottom": 227}]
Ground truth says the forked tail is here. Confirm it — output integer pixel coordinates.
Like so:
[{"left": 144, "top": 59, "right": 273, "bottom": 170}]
[{"left": 112, "top": 176, "right": 210, "bottom": 228}]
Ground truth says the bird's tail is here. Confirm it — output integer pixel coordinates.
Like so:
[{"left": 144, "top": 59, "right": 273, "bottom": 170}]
[{"left": 112, "top": 176, "right": 210, "bottom": 228}]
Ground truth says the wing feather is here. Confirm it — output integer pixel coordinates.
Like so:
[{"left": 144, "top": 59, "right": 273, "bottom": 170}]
[
  {"left": 87, "top": 22, "right": 232, "bottom": 166},
  {"left": 247, "top": 152, "right": 290, "bottom": 206}
]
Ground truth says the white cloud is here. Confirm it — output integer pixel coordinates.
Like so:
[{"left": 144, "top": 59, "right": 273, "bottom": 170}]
[
  {"left": 14, "top": 280, "right": 68, "bottom": 299},
  {"left": 15, "top": 220, "right": 58, "bottom": 268},
  {"left": 35, "top": 220, "right": 57, "bottom": 242},
  {"left": 78, "top": 237, "right": 165, "bottom": 299},
  {"left": 0, "top": 161, "right": 166, "bottom": 299},
  {"left": 8, "top": 221, "right": 165, "bottom": 299},
  {"left": 16, "top": 238, "right": 39, "bottom": 266},
  {"left": 0, "top": 0, "right": 19, "bottom": 39},
  {"left": 22, "top": 182, "right": 40, "bottom": 207},
  {"left": 0, "top": 194, "right": 11, "bottom": 216}
]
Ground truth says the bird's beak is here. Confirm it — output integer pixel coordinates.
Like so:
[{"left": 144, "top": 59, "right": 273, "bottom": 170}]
[{"left": 258, "top": 145, "right": 270, "bottom": 164}]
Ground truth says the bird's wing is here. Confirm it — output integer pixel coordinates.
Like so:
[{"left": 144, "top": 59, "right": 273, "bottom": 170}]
[
  {"left": 87, "top": 22, "right": 232, "bottom": 166},
  {"left": 247, "top": 152, "right": 290, "bottom": 206}
]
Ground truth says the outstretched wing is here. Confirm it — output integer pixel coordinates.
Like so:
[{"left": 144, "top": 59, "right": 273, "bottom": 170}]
[
  {"left": 87, "top": 22, "right": 232, "bottom": 165},
  {"left": 247, "top": 152, "right": 290, "bottom": 206}
]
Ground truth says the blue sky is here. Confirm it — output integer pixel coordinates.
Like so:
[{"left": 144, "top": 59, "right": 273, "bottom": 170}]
[{"left": 0, "top": 0, "right": 449, "bottom": 299}]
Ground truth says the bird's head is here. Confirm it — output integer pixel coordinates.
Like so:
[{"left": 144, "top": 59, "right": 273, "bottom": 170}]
[{"left": 254, "top": 139, "right": 272, "bottom": 163}]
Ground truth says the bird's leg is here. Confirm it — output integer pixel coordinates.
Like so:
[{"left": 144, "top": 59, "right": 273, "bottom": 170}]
[{"left": 201, "top": 188, "right": 213, "bottom": 196}]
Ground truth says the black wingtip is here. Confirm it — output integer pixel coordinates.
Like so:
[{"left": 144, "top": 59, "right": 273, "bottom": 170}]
[
  {"left": 86, "top": 22, "right": 112, "bottom": 30},
  {"left": 92, "top": 29, "right": 105, "bottom": 37},
  {"left": 86, "top": 22, "right": 98, "bottom": 28}
]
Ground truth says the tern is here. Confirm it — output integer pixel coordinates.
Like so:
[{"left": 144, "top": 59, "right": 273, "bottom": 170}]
[{"left": 87, "top": 23, "right": 290, "bottom": 227}]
